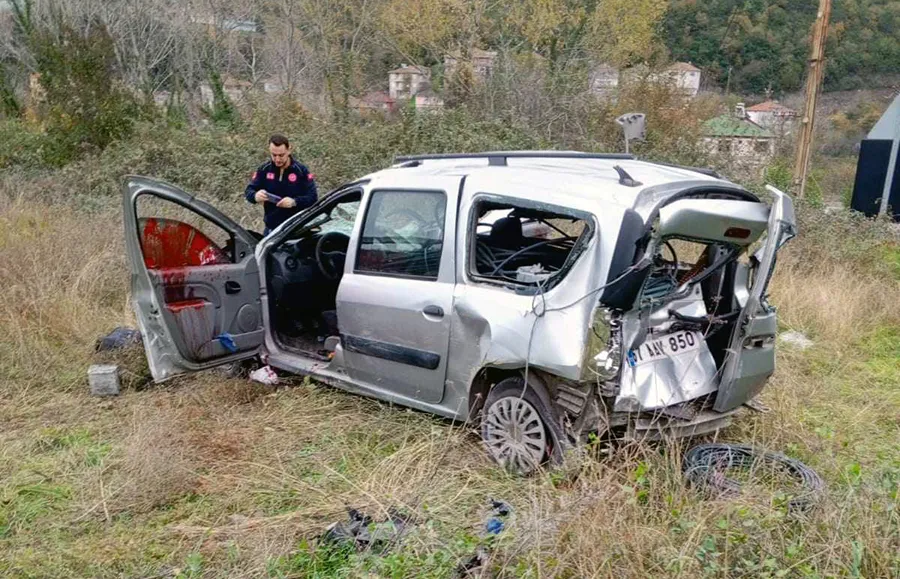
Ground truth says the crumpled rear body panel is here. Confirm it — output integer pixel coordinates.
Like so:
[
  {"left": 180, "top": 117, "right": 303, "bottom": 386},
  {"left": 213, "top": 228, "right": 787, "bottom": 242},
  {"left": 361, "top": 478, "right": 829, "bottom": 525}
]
[
  {"left": 442, "top": 216, "right": 612, "bottom": 420},
  {"left": 616, "top": 285, "right": 720, "bottom": 412}
]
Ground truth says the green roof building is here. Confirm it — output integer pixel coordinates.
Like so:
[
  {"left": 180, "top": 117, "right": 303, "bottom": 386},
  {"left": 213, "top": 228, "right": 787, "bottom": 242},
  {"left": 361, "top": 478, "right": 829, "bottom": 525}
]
[
  {"left": 703, "top": 115, "right": 774, "bottom": 139},
  {"left": 703, "top": 104, "right": 776, "bottom": 164}
]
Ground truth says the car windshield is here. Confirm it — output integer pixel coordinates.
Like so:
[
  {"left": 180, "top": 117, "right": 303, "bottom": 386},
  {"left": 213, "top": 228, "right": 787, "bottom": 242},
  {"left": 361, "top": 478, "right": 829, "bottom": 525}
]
[{"left": 294, "top": 198, "right": 360, "bottom": 238}]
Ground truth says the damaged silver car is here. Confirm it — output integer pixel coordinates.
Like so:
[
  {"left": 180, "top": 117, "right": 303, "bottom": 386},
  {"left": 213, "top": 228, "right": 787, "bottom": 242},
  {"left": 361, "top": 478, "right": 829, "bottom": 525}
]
[{"left": 124, "top": 151, "right": 796, "bottom": 474}]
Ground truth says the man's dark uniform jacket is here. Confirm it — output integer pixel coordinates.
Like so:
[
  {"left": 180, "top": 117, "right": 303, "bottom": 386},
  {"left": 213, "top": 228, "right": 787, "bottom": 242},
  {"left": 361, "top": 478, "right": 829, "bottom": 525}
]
[{"left": 244, "top": 158, "right": 318, "bottom": 231}]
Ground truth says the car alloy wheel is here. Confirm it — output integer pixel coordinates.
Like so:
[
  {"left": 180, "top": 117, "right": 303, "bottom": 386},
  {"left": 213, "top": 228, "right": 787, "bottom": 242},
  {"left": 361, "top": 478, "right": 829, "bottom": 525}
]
[{"left": 483, "top": 395, "right": 548, "bottom": 474}]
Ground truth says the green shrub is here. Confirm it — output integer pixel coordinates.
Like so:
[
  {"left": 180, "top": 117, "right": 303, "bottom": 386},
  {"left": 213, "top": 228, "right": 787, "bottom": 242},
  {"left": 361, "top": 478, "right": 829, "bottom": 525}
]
[
  {"left": 0, "top": 64, "right": 21, "bottom": 118},
  {"left": 30, "top": 18, "right": 138, "bottom": 165},
  {"left": 201, "top": 69, "right": 240, "bottom": 130},
  {"left": 0, "top": 119, "right": 44, "bottom": 167}
]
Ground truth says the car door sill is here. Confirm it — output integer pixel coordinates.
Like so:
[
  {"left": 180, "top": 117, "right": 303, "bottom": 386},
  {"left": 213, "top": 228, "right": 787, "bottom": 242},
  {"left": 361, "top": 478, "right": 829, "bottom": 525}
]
[
  {"left": 265, "top": 349, "right": 464, "bottom": 421},
  {"left": 272, "top": 332, "right": 332, "bottom": 362}
]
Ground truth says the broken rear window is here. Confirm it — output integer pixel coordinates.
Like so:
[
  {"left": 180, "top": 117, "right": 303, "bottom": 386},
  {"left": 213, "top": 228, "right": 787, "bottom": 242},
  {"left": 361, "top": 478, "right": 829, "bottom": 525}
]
[{"left": 469, "top": 199, "right": 592, "bottom": 290}]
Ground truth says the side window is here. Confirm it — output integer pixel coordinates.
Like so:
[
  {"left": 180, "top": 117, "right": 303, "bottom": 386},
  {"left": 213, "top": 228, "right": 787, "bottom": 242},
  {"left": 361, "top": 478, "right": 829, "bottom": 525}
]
[
  {"left": 471, "top": 200, "right": 592, "bottom": 290},
  {"left": 136, "top": 194, "right": 235, "bottom": 269},
  {"left": 356, "top": 190, "right": 447, "bottom": 279}
]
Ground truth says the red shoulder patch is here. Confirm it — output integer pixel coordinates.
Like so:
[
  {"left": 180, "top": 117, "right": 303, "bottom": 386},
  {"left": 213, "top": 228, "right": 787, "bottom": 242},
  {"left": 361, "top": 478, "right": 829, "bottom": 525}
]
[
  {"left": 308, "top": 173, "right": 316, "bottom": 181},
  {"left": 266, "top": 172, "right": 275, "bottom": 180},
  {"left": 251, "top": 171, "right": 257, "bottom": 180}
]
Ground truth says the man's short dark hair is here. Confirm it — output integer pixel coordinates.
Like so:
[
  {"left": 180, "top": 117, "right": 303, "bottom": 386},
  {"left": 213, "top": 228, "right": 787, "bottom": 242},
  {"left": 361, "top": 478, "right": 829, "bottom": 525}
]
[{"left": 269, "top": 134, "right": 290, "bottom": 148}]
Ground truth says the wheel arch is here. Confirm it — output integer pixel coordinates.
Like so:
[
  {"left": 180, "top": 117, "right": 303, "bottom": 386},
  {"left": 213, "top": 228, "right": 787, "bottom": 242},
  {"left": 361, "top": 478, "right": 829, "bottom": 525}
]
[{"left": 468, "top": 366, "right": 557, "bottom": 421}]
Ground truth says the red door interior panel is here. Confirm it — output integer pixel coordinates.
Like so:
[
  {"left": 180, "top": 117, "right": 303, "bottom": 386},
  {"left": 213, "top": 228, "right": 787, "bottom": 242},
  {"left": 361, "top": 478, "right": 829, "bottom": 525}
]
[{"left": 139, "top": 217, "right": 229, "bottom": 269}]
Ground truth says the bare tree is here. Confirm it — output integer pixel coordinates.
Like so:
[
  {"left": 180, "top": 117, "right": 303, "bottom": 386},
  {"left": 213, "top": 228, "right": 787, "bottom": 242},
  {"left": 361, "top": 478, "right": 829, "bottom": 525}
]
[
  {"left": 99, "top": 0, "right": 185, "bottom": 96},
  {"left": 264, "top": 0, "right": 309, "bottom": 97}
]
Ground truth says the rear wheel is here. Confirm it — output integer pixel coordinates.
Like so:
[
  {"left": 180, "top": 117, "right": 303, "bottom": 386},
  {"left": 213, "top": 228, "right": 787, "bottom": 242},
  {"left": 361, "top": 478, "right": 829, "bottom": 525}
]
[{"left": 481, "top": 377, "right": 560, "bottom": 475}]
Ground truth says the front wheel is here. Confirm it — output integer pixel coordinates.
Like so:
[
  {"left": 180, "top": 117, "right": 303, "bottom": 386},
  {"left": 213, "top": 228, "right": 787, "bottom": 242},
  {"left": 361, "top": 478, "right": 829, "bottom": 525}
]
[{"left": 481, "top": 377, "right": 562, "bottom": 475}]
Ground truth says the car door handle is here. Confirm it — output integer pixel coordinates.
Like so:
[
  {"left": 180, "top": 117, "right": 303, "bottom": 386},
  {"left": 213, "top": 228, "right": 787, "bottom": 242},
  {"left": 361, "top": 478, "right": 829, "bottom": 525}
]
[
  {"left": 423, "top": 305, "right": 444, "bottom": 318},
  {"left": 225, "top": 281, "right": 242, "bottom": 294}
]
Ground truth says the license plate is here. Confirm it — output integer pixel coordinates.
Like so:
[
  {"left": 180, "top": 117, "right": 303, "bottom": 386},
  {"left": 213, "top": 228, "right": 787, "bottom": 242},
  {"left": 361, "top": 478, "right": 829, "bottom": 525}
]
[{"left": 628, "top": 331, "right": 703, "bottom": 367}]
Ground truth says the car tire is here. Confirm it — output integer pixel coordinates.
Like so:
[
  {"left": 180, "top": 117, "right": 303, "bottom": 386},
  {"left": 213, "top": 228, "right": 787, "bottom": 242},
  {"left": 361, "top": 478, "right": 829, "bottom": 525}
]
[{"left": 481, "top": 376, "right": 565, "bottom": 475}]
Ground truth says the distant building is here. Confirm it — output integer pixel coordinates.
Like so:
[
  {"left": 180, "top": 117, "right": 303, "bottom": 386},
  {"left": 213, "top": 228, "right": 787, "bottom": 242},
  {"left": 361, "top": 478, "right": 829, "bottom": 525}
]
[
  {"left": 189, "top": 14, "right": 260, "bottom": 34},
  {"left": 589, "top": 63, "right": 619, "bottom": 95},
  {"left": 388, "top": 65, "right": 430, "bottom": 100},
  {"left": 444, "top": 49, "right": 498, "bottom": 82},
  {"left": 665, "top": 62, "right": 702, "bottom": 97},
  {"left": 703, "top": 103, "right": 775, "bottom": 166},
  {"left": 746, "top": 100, "right": 798, "bottom": 135},
  {"left": 352, "top": 63, "right": 445, "bottom": 116},
  {"left": 414, "top": 89, "right": 444, "bottom": 112},
  {"left": 596, "top": 61, "right": 702, "bottom": 97},
  {"left": 351, "top": 91, "right": 397, "bottom": 115}
]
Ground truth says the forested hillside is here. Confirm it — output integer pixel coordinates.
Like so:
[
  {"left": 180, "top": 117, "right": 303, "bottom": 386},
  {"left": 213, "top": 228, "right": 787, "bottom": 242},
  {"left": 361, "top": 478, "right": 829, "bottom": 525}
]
[
  {"left": 665, "top": 0, "right": 900, "bottom": 93},
  {"left": 2, "top": 0, "right": 898, "bottom": 119}
]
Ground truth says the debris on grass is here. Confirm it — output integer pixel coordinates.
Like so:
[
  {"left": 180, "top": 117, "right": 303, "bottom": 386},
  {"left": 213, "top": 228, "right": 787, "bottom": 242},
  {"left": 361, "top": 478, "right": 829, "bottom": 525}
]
[
  {"left": 683, "top": 443, "right": 825, "bottom": 512},
  {"left": 95, "top": 327, "right": 141, "bottom": 352},
  {"left": 249, "top": 365, "right": 279, "bottom": 385},
  {"left": 92, "top": 328, "right": 152, "bottom": 390},
  {"left": 87, "top": 364, "right": 120, "bottom": 397},
  {"left": 321, "top": 507, "right": 413, "bottom": 552},
  {"left": 779, "top": 330, "right": 814, "bottom": 350},
  {"left": 457, "top": 498, "right": 514, "bottom": 576}
]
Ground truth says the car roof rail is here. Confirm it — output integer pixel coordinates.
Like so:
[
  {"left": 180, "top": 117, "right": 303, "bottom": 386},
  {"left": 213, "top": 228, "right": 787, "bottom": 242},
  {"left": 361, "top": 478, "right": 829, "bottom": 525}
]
[{"left": 393, "top": 151, "right": 635, "bottom": 167}]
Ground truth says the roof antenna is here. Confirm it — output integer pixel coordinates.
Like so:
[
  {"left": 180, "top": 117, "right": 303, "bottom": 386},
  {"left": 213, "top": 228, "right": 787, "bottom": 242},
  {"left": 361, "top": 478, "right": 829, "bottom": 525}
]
[{"left": 613, "top": 165, "right": 642, "bottom": 187}]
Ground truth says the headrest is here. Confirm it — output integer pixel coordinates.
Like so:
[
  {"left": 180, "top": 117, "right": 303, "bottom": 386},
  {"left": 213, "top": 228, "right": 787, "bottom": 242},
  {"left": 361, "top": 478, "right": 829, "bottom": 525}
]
[{"left": 489, "top": 217, "right": 523, "bottom": 250}]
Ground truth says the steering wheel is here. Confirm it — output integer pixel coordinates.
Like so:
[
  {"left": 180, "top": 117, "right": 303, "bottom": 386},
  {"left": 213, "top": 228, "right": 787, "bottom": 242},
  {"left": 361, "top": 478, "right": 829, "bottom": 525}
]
[{"left": 315, "top": 231, "right": 350, "bottom": 281}]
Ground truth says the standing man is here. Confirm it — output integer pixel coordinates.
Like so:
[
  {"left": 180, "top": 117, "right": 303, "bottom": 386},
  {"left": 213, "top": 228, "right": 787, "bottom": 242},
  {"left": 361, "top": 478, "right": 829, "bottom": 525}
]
[{"left": 245, "top": 134, "right": 318, "bottom": 234}]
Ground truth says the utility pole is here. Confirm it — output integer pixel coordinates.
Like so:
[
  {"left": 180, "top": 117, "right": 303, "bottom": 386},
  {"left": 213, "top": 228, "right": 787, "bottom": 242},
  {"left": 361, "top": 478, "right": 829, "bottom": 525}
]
[{"left": 793, "top": 0, "right": 833, "bottom": 198}]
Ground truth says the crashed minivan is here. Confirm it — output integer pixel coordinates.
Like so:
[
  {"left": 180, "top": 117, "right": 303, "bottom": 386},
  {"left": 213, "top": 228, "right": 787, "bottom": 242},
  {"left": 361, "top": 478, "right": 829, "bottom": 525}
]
[{"left": 124, "top": 152, "right": 796, "bottom": 474}]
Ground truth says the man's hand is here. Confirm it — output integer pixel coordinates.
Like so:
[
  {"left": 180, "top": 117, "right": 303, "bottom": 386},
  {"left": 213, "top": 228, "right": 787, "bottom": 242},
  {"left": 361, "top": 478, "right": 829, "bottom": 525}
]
[
  {"left": 254, "top": 190, "right": 269, "bottom": 203},
  {"left": 276, "top": 197, "right": 297, "bottom": 209}
]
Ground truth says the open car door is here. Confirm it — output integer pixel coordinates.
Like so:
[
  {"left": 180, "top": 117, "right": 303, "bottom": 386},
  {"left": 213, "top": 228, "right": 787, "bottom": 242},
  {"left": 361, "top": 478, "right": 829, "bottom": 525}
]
[
  {"left": 123, "top": 176, "right": 263, "bottom": 381},
  {"left": 714, "top": 185, "right": 797, "bottom": 411}
]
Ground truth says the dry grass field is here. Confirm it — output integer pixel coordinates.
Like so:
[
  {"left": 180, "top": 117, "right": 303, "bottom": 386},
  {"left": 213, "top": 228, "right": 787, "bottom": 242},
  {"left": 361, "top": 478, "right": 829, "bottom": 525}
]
[{"left": 1, "top": 172, "right": 898, "bottom": 578}]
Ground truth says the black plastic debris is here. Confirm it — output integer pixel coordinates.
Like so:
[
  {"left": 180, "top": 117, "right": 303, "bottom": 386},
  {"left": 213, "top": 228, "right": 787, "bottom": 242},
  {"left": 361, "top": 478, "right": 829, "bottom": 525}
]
[
  {"left": 95, "top": 327, "right": 142, "bottom": 352},
  {"left": 457, "top": 499, "right": 513, "bottom": 577},
  {"left": 321, "top": 507, "right": 413, "bottom": 553}
]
